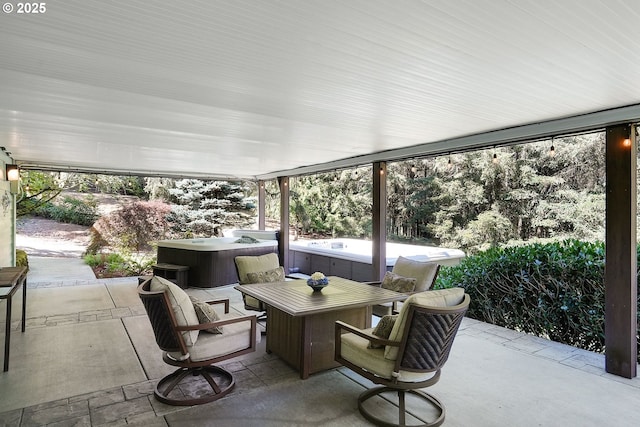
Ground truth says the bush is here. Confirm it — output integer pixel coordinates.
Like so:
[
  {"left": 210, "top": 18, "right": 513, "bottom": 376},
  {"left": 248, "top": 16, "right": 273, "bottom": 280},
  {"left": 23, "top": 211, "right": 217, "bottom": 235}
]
[
  {"left": 436, "top": 240, "right": 639, "bottom": 361},
  {"left": 35, "top": 195, "right": 99, "bottom": 226},
  {"left": 15, "top": 249, "right": 28, "bottom": 269},
  {"left": 84, "top": 252, "right": 155, "bottom": 278},
  {"left": 89, "top": 200, "right": 172, "bottom": 253}
]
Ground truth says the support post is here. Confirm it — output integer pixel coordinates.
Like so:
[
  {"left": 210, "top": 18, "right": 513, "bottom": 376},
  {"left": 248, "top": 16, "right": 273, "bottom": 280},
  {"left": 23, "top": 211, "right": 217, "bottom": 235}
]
[
  {"left": 278, "top": 176, "right": 290, "bottom": 274},
  {"left": 605, "top": 123, "right": 637, "bottom": 378},
  {"left": 258, "top": 180, "right": 266, "bottom": 230},
  {"left": 372, "top": 162, "right": 387, "bottom": 281}
]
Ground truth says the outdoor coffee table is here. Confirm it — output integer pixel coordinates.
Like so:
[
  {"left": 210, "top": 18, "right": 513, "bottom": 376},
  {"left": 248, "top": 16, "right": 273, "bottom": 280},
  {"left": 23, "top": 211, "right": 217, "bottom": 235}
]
[{"left": 235, "top": 276, "right": 405, "bottom": 379}]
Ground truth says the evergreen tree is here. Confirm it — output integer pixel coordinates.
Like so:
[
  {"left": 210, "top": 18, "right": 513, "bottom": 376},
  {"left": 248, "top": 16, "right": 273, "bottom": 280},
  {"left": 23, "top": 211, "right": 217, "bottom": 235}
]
[{"left": 167, "top": 179, "right": 256, "bottom": 238}]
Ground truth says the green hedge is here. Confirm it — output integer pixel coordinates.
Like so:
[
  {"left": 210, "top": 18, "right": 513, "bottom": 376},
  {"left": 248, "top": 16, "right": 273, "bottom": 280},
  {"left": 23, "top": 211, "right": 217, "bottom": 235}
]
[
  {"left": 436, "top": 239, "right": 639, "bottom": 361},
  {"left": 35, "top": 196, "right": 99, "bottom": 226}
]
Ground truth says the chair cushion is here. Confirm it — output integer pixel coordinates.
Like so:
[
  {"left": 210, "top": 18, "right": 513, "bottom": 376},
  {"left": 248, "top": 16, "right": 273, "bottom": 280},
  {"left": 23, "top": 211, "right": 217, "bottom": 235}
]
[
  {"left": 189, "top": 297, "right": 223, "bottom": 334},
  {"left": 384, "top": 287, "right": 465, "bottom": 360},
  {"left": 340, "top": 329, "right": 437, "bottom": 383},
  {"left": 369, "top": 314, "right": 397, "bottom": 349},
  {"left": 150, "top": 275, "right": 199, "bottom": 346},
  {"left": 174, "top": 312, "right": 256, "bottom": 362},
  {"left": 380, "top": 271, "right": 417, "bottom": 293},
  {"left": 235, "top": 253, "right": 280, "bottom": 284},
  {"left": 246, "top": 266, "right": 285, "bottom": 284},
  {"left": 391, "top": 256, "right": 439, "bottom": 292}
]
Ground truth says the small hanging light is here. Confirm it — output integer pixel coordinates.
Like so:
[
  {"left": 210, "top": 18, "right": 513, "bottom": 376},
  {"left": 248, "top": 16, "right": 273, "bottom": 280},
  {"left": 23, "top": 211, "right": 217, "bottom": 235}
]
[
  {"left": 411, "top": 164, "right": 417, "bottom": 174},
  {"left": 549, "top": 137, "right": 556, "bottom": 157},
  {"left": 492, "top": 151, "right": 499, "bottom": 164},
  {"left": 623, "top": 138, "right": 631, "bottom": 147}
]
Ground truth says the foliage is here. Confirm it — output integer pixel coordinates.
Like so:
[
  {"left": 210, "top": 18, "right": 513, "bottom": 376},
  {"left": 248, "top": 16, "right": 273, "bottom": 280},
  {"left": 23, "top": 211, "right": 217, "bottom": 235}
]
[
  {"left": 264, "top": 134, "right": 607, "bottom": 251},
  {"left": 387, "top": 134, "right": 606, "bottom": 253},
  {"left": 144, "top": 177, "right": 174, "bottom": 201},
  {"left": 15, "top": 249, "right": 28, "bottom": 269},
  {"left": 289, "top": 167, "right": 371, "bottom": 238},
  {"left": 167, "top": 179, "right": 256, "bottom": 238},
  {"left": 435, "top": 240, "right": 640, "bottom": 361},
  {"left": 35, "top": 195, "right": 99, "bottom": 226},
  {"left": 16, "top": 171, "right": 64, "bottom": 217},
  {"left": 89, "top": 200, "right": 172, "bottom": 252},
  {"left": 64, "top": 173, "right": 146, "bottom": 197},
  {"left": 84, "top": 252, "right": 155, "bottom": 278}
]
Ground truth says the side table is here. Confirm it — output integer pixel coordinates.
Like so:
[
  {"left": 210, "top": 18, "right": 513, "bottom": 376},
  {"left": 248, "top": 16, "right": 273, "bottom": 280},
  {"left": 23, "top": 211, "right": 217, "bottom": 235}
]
[
  {"left": 0, "top": 266, "right": 28, "bottom": 372},
  {"left": 152, "top": 263, "right": 189, "bottom": 288}
]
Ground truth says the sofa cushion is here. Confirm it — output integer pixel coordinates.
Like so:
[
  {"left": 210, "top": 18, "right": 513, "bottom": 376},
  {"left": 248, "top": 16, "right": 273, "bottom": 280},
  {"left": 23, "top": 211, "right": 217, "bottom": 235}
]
[
  {"left": 340, "top": 329, "right": 437, "bottom": 383},
  {"left": 150, "top": 275, "right": 199, "bottom": 346},
  {"left": 384, "top": 287, "right": 465, "bottom": 360},
  {"left": 391, "top": 257, "right": 439, "bottom": 292},
  {"left": 189, "top": 296, "right": 223, "bottom": 334},
  {"left": 171, "top": 313, "right": 256, "bottom": 362}
]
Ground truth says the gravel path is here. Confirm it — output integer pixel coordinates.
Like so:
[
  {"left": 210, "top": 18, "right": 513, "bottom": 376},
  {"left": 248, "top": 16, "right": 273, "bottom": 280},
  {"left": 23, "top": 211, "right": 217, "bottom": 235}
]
[{"left": 16, "top": 216, "right": 91, "bottom": 258}]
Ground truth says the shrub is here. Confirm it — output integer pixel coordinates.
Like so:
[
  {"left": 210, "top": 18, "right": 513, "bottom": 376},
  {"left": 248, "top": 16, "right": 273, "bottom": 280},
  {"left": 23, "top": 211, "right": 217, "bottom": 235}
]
[
  {"left": 15, "top": 249, "right": 28, "bottom": 269},
  {"left": 84, "top": 252, "right": 155, "bottom": 277},
  {"left": 89, "top": 200, "right": 172, "bottom": 253},
  {"left": 436, "top": 240, "right": 640, "bottom": 360},
  {"left": 35, "top": 195, "right": 99, "bottom": 226}
]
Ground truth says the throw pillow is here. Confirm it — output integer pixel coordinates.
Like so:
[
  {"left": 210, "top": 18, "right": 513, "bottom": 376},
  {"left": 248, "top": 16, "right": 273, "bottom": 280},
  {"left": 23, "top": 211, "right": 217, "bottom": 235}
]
[
  {"left": 368, "top": 315, "right": 398, "bottom": 349},
  {"left": 380, "top": 271, "right": 417, "bottom": 293},
  {"left": 246, "top": 266, "right": 286, "bottom": 284},
  {"left": 189, "top": 296, "right": 223, "bottom": 334}
]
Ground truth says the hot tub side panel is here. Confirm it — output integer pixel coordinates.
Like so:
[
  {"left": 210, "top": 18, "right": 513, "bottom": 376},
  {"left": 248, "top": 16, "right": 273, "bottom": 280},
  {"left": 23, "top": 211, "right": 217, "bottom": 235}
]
[{"left": 157, "top": 245, "right": 278, "bottom": 288}]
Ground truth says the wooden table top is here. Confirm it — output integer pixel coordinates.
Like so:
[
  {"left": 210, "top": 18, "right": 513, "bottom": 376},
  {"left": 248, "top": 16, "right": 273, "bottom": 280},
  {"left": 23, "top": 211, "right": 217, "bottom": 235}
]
[
  {"left": 235, "top": 276, "right": 405, "bottom": 316},
  {"left": 0, "top": 267, "right": 27, "bottom": 286},
  {"left": 0, "top": 267, "right": 28, "bottom": 298}
]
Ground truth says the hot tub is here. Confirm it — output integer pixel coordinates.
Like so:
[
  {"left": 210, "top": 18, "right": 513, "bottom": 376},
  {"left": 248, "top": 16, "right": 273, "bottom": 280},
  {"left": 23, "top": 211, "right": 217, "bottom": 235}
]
[
  {"left": 288, "top": 238, "right": 465, "bottom": 282},
  {"left": 157, "top": 237, "right": 278, "bottom": 288}
]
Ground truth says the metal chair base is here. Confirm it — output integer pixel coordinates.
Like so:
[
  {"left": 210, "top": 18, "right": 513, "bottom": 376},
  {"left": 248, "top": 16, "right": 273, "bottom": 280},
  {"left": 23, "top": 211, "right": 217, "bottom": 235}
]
[
  {"left": 154, "top": 365, "right": 235, "bottom": 406},
  {"left": 358, "top": 386, "right": 445, "bottom": 427}
]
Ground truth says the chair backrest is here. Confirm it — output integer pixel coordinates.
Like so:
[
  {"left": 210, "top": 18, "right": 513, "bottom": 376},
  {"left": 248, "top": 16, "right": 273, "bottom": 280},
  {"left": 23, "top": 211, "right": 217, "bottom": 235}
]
[
  {"left": 391, "top": 256, "right": 440, "bottom": 292},
  {"left": 395, "top": 294, "right": 470, "bottom": 373},
  {"left": 137, "top": 279, "right": 186, "bottom": 354},
  {"left": 234, "top": 252, "right": 281, "bottom": 284}
]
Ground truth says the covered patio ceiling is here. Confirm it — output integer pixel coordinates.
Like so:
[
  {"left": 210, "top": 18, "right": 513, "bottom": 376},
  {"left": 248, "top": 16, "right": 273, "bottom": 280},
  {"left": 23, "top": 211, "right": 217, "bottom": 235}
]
[{"left": 2, "top": 1, "right": 640, "bottom": 180}]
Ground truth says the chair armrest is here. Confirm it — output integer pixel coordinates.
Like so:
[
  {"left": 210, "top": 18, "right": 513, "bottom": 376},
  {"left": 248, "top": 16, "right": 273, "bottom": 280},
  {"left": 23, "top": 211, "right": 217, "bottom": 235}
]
[
  {"left": 176, "top": 314, "right": 258, "bottom": 332},
  {"left": 204, "top": 299, "right": 230, "bottom": 314},
  {"left": 334, "top": 321, "right": 399, "bottom": 348}
]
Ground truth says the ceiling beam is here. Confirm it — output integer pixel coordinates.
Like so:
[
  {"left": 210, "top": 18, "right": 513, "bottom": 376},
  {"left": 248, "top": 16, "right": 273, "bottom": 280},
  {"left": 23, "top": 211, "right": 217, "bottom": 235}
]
[{"left": 257, "top": 103, "right": 640, "bottom": 180}]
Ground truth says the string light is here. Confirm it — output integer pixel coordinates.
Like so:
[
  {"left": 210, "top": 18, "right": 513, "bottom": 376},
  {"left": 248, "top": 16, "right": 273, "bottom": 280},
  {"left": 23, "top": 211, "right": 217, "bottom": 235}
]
[
  {"left": 549, "top": 137, "right": 556, "bottom": 157},
  {"left": 492, "top": 152, "right": 499, "bottom": 164},
  {"left": 623, "top": 138, "right": 631, "bottom": 147}
]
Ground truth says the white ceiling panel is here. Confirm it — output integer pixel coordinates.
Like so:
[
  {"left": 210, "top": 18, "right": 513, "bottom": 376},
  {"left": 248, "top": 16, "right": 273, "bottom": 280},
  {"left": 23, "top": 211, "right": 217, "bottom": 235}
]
[{"left": 1, "top": 0, "right": 640, "bottom": 179}]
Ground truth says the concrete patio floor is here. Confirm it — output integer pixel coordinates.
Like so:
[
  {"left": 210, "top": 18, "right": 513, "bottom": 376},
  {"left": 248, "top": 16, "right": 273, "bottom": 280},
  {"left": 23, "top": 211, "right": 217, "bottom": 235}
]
[{"left": 1, "top": 257, "right": 640, "bottom": 426}]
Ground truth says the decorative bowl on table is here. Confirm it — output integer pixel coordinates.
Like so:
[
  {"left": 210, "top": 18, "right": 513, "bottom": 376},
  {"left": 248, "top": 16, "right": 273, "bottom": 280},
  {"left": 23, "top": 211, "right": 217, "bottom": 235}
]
[{"left": 307, "top": 272, "right": 329, "bottom": 292}]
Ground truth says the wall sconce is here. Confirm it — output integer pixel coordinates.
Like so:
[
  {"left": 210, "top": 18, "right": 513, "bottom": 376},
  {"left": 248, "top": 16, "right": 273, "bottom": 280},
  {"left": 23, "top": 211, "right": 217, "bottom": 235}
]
[
  {"left": 5, "top": 164, "right": 20, "bottom": 194},
  {"left": 6, "top": 164, "right": 19, "bottom": 181}
]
